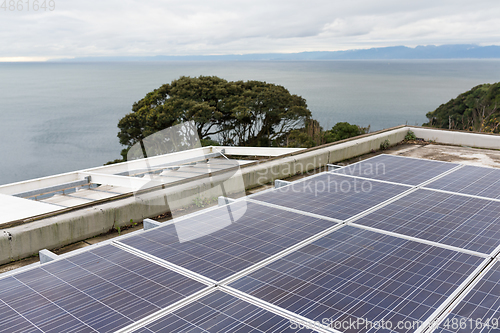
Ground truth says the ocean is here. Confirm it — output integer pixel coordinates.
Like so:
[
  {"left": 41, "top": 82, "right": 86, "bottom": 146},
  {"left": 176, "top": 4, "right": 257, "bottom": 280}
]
[{"left": 1, "top": 60, "right": 499, "bottom": 185}]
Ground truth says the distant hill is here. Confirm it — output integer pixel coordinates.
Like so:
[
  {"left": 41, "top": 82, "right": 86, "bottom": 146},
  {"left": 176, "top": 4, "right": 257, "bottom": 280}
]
[{"left": 58, "top": 44, "right": 500, "bottom": 62}]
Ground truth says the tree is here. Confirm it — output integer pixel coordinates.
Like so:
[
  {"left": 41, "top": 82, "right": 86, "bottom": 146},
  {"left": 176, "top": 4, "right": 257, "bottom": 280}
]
[
  {"left": 228, "top": 80, "right": 311, "bottom": 146},
  {"left": 285, "top": 119, "right": 323, "bottom": 148},
  {"left": 117, "top": 76, "right": 312, "bottom": 159},
  {"left": 424, "top": 82, "right": 500, "bottom": 133},
  {"left": 323, "top": 122, "right": 369, "bottom": 143}
]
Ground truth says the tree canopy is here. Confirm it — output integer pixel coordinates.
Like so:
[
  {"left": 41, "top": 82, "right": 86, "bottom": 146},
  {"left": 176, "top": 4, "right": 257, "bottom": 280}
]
[
  {"left": 424, "top": 82, "right": 500, "bottom": 133},
  {"left": 117, "top": 76, "right": 311, "bottom": 159},
  {"left": 115, "top": 75, "right": 369, "bottom": 161}
]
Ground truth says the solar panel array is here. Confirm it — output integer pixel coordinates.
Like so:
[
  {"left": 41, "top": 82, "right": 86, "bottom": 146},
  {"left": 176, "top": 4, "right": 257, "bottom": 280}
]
[{"left": 1, "top": 153, "right": 500, "bottom": 333}]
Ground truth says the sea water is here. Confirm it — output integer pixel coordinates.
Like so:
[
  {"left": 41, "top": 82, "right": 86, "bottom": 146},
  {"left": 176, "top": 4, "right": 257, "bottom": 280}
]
[{"left": 1, "top": 60, "right": 499, "bottom": 185}]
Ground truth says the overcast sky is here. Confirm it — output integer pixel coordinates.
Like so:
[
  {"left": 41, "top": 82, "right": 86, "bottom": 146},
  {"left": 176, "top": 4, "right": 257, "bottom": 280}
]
[{"left": 1, "top": 0, "right": 499, "bottom": 61}]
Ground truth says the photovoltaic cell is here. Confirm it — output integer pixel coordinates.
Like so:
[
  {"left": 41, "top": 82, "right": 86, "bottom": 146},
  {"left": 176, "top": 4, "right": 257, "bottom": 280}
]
[
  {"left": 134, "top": 290, "right": 303, "bottom": 333},
  {"left": 230, "top": 226, "right": 484, "bottom": 333},
  {"left": 250, "top": 174, "right": 410, "bottom": 220},
  {"left": 334, "top": 154, "right": 458, "bottom": 186},
  {"left": 353, "top": 189, "right": 500, "bottom": 254},
  {"left": 425, "top": 165, "right": 500, "bottom": 200},
  {"left": 120, "top": 201, "right": 338, "bottom": 281},
  {"left": 433, "top": 261, "right": 500, "bottom": 333},
  {"left": 0, "top": 245, "right": 207, "bottom": 333}
]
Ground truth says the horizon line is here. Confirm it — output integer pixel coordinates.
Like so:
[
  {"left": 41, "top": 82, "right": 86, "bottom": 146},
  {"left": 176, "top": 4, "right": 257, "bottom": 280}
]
[{"left": 2, "top": 43, "right": 500, "bottom": 63}]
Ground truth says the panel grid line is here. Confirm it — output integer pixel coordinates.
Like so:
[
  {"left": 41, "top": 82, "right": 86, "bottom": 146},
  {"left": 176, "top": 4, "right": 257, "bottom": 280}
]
[
  {"left": 333, "top": 154, "right": 460, "bottom": 186},
  {"left": 415, "top": 164, "right": 464, "bottom": 188},
  {"left": 112, "top": 242, "right": 217, "bottom": 286},
  {"left": 258, "top": 230, "right": 442, "bottom": 322},
  {"left": 116, "top": 201, "right": 340, "bottom": 281},
  {"left": 32, "top": 246, "right": 196, "bottom": 330},
  {"left": 351, "top": 189, "right": 500, "bottom": 256},
  {"left": 420, "top": 258, "right": 497, "bottom": 333},
  {"left": 118, "top": 287, "right": 339, "bottom": 333},
  {"left": 0, "top": 245, "right": 208, "bottom": 333},
  {"left": 342, "top": 187, "right": 418, "bottom": 224},
  {"left": 245, "top": 198, "right": 343, "bottom": 224},
  {"left": 348, "top": 223, "right": 489, "bottom": 259},
  {"left": 422, "top": 186, "right": 500, "bottom": 204},
  {"left": 165, "top": 289, "right": 289, "bottom": 333},
  {"left": 11, "top": 274, "right": 101, "bottom": 333},
  {"left": 221, "top": 286, "right": 341, "bottom": 333},
  {"left": 218, "top": 224, "right": 347, "bottom": 286},
  {"left": 425, "top": 164, "right": 500, "bottom": 200},
  {"left": 326, "top": 171, "right": 417, "bottom": 187},
  {"left": 251, "top": 173, "right": 415, "bottom": 221},
  {"left": 229, "top": 227, "right": 485, "bottom": 333},
  {"left": 114, "top": 286, "right": 216, "bottom": 333},
  {"left": 0, "top": 297, "right": 50, "bottom": 333}
]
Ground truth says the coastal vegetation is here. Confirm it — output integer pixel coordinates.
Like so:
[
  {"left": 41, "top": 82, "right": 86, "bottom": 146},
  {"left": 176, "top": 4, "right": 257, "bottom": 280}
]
[
  {"left": 424, "top": 82, "right": 500, "bottom": 133},
  {"left": 285, "top": 120, "right": 369, "bottom": 148},
  {"left": 115, "top": 76, "right": 368, "bottom": 161}
]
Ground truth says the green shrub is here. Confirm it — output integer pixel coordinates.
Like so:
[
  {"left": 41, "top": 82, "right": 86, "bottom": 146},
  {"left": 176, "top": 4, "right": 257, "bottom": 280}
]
[
  {"left": 404, "top": 130, "right": 417, "bottom": 141},
  {"left": 193, "top": 196, "right": 217, "bottom": 208},
  {"left": 380, "top": 139, "right": 390, "bottom": 150}
]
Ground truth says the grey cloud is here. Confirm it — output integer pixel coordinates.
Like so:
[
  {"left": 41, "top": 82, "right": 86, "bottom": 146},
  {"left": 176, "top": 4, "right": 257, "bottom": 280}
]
[{"left": 0, "top": 0, "right": 499, "bottom": 58}]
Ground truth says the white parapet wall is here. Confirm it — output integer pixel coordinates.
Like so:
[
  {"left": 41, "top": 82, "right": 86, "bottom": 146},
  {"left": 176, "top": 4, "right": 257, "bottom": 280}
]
[
  {"left": 239, "top": 126, "right": 409, "bottom": 187},
  {"left": 410, "top": 127, "right": 500, "bottom": 150},
  {"left": 0, "top": 125, "right": 410, "bottom": 265}
]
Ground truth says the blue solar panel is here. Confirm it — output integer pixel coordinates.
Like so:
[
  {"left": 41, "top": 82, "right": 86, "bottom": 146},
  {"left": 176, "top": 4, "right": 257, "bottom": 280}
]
[
  {"left": 334, "top": 154, "right": 458, "bottom": 186},
  {"left": 353, "top": 189, "right": 500, "bottom": 254},
  {"left": 250, "top": 173, "right": 410, "bottom": 220},
  {"left": 433, "top": 261, "right": 500, "bottom": 333},
  {"left": 134, "top": 290, "right": 301, "bottom": 333},
  {"left": 425, "top": 165, "right": 500, "bottom": 200},
  {"left": 229, "top": 226, "right": 484, "bottom": 333},
  {"left": 119, "top": 201, "right": 338, "bottom": 281},
  {"left": 0, "top": 245, "right": 207, "bottom": 333}
]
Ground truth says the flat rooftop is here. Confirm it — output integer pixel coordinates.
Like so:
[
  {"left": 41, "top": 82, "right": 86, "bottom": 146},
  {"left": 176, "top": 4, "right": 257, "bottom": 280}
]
[
  {"left": 388, "top": 143, "right": 500, "bottom": 168},
  {"left": 2, "top": 139, "right": 500, "bottom": 333},
  {"left": 1, "top": 126, "right": 500, "bottom": 333}
]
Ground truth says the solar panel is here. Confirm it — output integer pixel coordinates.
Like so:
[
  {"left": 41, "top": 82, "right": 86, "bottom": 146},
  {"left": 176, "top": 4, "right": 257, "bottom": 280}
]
[
  {"left": 229, "top": 226, "right": 484, "bottom": 333},
  {"left": 334, "top": 154, "right": 458, "bottom": 186},
  {"left": 250, "top": 173, "right": 410, "bottom": 221},
  {"left": 432, "top": 261, "right": 500, "bottom": 333},
  {"left": 119, "top": 201, "right": 339, "bottom": 281},
  {"left": 0, "top": 245, "right": 207, "bottom": 333},
  {"left": 425, "top": 165, "right": 500, "bottom": 200},
  {"left": 352, "top": 189, "right": 500, "bottom": 255},
  {"left": 133, "top": 290, "right": 299, "bottom": 333}
]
